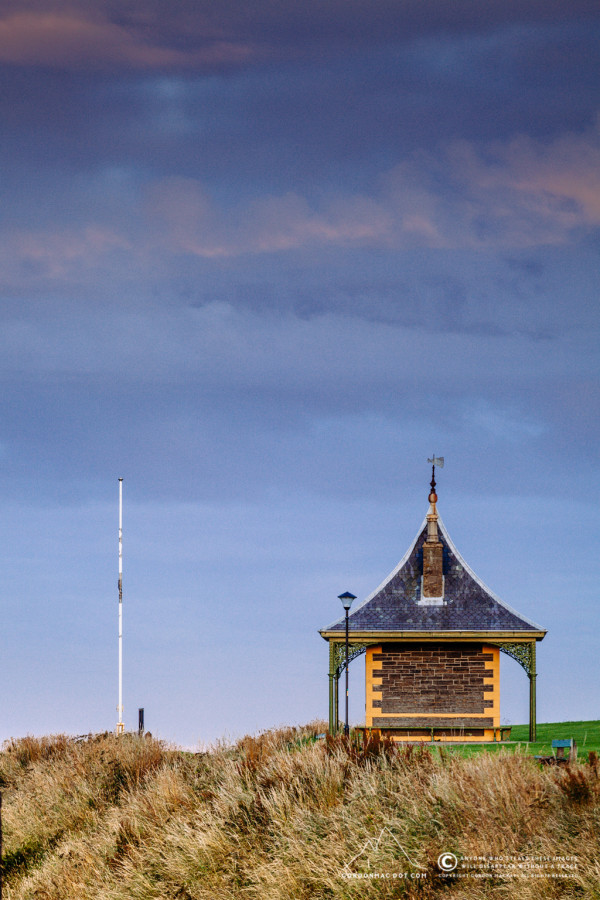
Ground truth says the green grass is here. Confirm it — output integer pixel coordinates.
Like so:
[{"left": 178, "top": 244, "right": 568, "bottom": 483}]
[
  {"left": 418, "top": 719, "right": 600, "bottom": 759},
  {"left": 510, "top": 719, "right": 600, "bottom": 758}
]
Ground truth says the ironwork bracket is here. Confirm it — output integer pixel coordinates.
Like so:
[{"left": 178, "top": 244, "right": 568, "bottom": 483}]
[
  {"left": 497, "top": 641, "right": 536, "bottom": 677},
  {"left": 494, "top": 640, "right": 537, "bottom": 742},
  {"left": 331, "top": 641, "right": 369, "bottom": 678},
  {"left": 328, "top": 640, "right": 370, "bottom": 735}
]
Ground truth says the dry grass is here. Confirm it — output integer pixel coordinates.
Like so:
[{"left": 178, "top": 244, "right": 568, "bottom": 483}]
[{"left": 1, "top": 724, "right": 599, "bottom": 898}]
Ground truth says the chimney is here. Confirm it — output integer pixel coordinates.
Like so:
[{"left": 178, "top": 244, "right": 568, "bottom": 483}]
[{"left": 422, "top": 472, "right": 444, "bottom": 598}]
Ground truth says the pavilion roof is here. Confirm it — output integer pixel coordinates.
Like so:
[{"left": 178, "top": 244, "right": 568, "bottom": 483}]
[{"left": 320, "top": 516, "right": 546, "bottom": 638}]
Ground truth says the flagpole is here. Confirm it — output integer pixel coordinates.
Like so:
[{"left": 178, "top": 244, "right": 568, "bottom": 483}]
[{"left": 117, "top": 477, "right": 124, "bottom": 734}]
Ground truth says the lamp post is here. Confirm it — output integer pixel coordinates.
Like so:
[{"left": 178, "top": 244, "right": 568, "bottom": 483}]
[{"left": 338, "top": 592, "right": 356, "bottom": 736}]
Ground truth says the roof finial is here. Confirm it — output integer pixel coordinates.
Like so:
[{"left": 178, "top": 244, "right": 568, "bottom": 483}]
[
  {"left": 424, "top": 456, "right": 444, "bottom": 596},
  {"left": 427, "top": 455, "right": 444, "bottom": 502}
]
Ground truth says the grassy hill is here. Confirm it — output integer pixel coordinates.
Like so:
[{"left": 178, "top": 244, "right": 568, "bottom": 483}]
[
  {"left": 447, "top": 720, "right": 600, "bottom": 759},
  {"left": 510, "top": 720, "right": 600, "bottom": 755},
  {"left": 1, "top": 723, "right": 599, "bottom": 899}
]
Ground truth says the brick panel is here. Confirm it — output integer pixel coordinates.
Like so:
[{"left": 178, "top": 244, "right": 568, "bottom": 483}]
[{"left": 374, "top": 643, "right": 493, "bottom": 715}]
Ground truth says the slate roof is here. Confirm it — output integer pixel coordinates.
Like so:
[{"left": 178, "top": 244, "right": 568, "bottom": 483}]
[{"left": 322, "top": 516, "right": 545, "bottom": 635}]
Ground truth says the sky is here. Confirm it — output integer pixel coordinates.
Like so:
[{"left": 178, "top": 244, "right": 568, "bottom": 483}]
[{"left": 1, "top": 0, "right": 599, "bottom": 748}]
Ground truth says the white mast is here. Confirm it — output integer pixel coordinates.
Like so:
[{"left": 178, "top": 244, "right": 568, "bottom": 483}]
[{"left": 117, "top": 477, "right": 124, "bottom": 734}]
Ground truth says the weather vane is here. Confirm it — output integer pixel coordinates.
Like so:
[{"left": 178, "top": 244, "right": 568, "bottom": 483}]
[{"left": 427, "top": 455, "right": 444, "bottom": 491}]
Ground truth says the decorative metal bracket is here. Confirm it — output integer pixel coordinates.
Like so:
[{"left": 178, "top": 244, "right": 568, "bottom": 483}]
[
  {"left": 497, "top": 641, "right": 536, "bottom": 677},
  {"left": 495, "top": 640, "right": 537, "bottom": 741},
  {"left": 328, "top": 641, "right": 371, "bottom": 734},
  {"left": 331, "top": 641, "right": 369, "bottom": 678}
]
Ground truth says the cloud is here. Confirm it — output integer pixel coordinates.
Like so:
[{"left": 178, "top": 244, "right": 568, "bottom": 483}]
[
  {"left": 0, "top": 296, "right": 594, "bottom": 515},
  {"left": 0, "top": 11, "right": 255, "bottom": 70},
  {"left": 0, "top": 226, "right": 131, "bottom": 287},
  {"left": 0, "top": 1, "right": 596, "bottom": 72},
  {"left": 141, "top": 178, "right": 393, "bottom": 257},
  {"left": 0, "top": 122, "right": 598, "bottom": 299},
  {"left": 141, "top": 123, "right": 600, "bottom": 256},
  {"left": 384, "top": 122, "right": 600, "bottom": 249},
  {"left": 0, "top": 297, "right": 595, "bottom": 389},
  {"left": 488, "top": 130, "right": 600, "bottom": 223}
]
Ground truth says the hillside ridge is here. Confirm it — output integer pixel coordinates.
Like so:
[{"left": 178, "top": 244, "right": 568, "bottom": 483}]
[{"left": 1, "top": 722, "right": 598, "bottom": 898}]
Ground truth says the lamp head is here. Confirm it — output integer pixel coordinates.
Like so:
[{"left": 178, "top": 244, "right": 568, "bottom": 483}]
[{"left": 338, "top": 591, "right": 357, "bottom": 611}]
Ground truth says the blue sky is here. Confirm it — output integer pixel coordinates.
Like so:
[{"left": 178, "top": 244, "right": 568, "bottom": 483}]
[{"left": 1, "top": 0, "right": 598, "bottom": 746}]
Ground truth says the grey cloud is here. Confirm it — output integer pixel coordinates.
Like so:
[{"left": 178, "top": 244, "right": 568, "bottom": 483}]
[
  {"left": 0, "top": 1, "right": 597, "bottom": 72},
  {"left": 0, "top": 15, "right": 597, "bottom": 202}
]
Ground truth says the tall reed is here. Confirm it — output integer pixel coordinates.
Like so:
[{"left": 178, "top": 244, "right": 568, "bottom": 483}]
[{"left": 1, "top": 724, "right": 598, "bottom": 899}]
